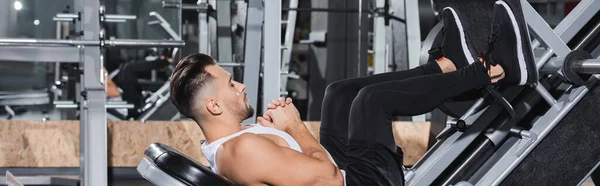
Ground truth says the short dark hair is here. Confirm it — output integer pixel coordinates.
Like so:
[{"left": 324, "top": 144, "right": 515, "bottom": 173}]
[{"left": 170, "top": 53, "right": 217, "bottom": 118}]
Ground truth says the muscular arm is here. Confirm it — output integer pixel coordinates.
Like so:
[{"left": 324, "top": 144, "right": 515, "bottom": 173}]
[
  {"left": 263, "top": 99, "right": 336, "bottom": 167},
  {"left": 287, "top": 122, "right": 336, "bottom": 167},
  {"left": 218, "top": 134, "right": 344, "bottom": 186}
]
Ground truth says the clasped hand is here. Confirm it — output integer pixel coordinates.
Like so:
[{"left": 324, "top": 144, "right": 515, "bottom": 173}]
[{"left": 257, "top": 97, "right": 302, "bottom": 133}]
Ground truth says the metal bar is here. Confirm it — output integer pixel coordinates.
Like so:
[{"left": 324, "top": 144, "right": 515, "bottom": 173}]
[
  {"left": 441, "top": 138, "right": 494, "bottom": 186},
  {"left": 105, "top": 39, "right": 184, "bottom": 47},
  {"left": 75, "top": 0, "right": 105, "bottom": 186},
  {"left": 531, "top": 0, "right": 599, "bottom": 50},
  {"left": 56, "top": 13, "right": 79, "bottom": 19},
  {"left": 5, "top": 171, "right": 24, "bottom": 186},
  {"left": 54, "top": 101, "right": 75, "bottom": 105},
  {"left": 573, "top": 59, "right": 600, "bottom": 74},
  {"left": 56, "top": 103, "right": 134, "bottom": 109},
  {"left": 0, "top": 97, "right": 50, "bottom": 106},
  {"left": 104, "top": 19, "right": 126, "bottom": 23},
  {"left": 55, "top": 104, "right": 78, "bottom": 109},
  {"left": 0, "top": 38, "right": 184, "bottom": 48},
  {"left": 408, "top": 95, "right": 494, "bottom": 185},
  {"left": 461, "top": 98, "right": 486, "bottom": 120},
  {"left": 162, "top": 1, "right": 206, "bottom": 10},
  {"left": 143, "top": 81, "right": 170, "bottom": 104},
  {"left": 523, "top": 0, "right": 571, "bottom": 59},
  {"left": 104, "top": 14, "right": 137, "bottom": 20},
  {"left": 535, "top": 83, "right": 557, "bottom": 107},
  {"left": 263, "top": 0, "right": 281, "bottom": 114},
  {"left": 218, "top": 62, "right": 244, "bottom": 67},
  {"left": 162, "top": 2, "right": 181, "bottom": 8},
  {"left": 574, "top": 22, "right": 600, "bottom": 50},
  {"left": 0, "top": 93, "right": 48, "bottom": 99},
  {"left": 57, "top": 13, "right": 135, "bottom": 22},
  {"left": 537, "top": 49, "right": 555, "bottom": 70},
  {"left": 53, "top": 17, "right": 74, "bottom": 22},
  {"left": 55, "top": 21, "right": 62, "bottom": 102},
  {"left": 408, "top": 117, "right": 485, "bottom": 185},
  {"left": 0, "top": 46, "right": 81, "bottom": 62},
  {"left": 176, "top": 1, "right": 182, "bottom": 47},
  {"left": 148, "top": 12, "right": 181, "bottom": 40},
  {"left": 282, "top": 7, "right": 369, "bottom": 13},
  {"left": 531, "top": 0, "right": 600, "bottom": 67},
  {"left": 147, "top": 20, "right": 161, "bottom": 25},
  {"left": 280, "top": 0, "right": 298, "bottom": 97},
  {"left": 0, "top": 38, "right": 97, "bottom": 46},
  {"left": 198, "top": 0, "right": 210, "bottom": 54},
  {"left": 409, "top": 97, "right": 486, "bottom": 174},
  {"left": 373, "top": 0, "right": 387, "bottom": 74},
  {"left": 5, "top": 106, "right": 15, "bottom": 119},
  {"left": 181, "top": 4, "right": 203, "bottom": 10},
  {"left": 549, "top": 0, "right": 600, "bottom": 47},
  {"left": 216, "top": 0, "right": 234, "bottom": 64},
  {"left": 139, "top": 90, "right": 171, "bottom": 123},
  {"left": 0, "top": 167, "right": 142, "bottom": 179},
  {"left": 241, "top": 0, "right": 263, "bottom": 125},
  {"left": 107, "top": 103, "right": 134, "bottom": 109},
  {"left": 1, "top": 175, "right": 78, "bottom": 186},
  {"left": 358, "top": 0, "right": 364, "bottom": 77}
]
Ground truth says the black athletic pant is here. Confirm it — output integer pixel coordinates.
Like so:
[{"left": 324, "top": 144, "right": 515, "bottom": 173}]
[
  {"left": 319, "top": 60, "right": 491, "bottom": 186},
  {"left": 117, "top": 59, "right": 170, "bottom": 118}
]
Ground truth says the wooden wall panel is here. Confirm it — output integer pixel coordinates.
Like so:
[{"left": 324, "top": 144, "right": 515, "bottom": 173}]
[{"left": 0, "top": 120, "right": 429, "bottom": 167}]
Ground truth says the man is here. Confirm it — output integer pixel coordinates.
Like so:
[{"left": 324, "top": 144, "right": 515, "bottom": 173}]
[{"left": 169, "top": 1, "right": 536, "bottom": 185}]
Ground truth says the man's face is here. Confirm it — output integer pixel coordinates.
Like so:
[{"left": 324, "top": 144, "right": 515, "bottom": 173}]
[{"left": 205, "top": 65, "right": 254, "bottom": 121}]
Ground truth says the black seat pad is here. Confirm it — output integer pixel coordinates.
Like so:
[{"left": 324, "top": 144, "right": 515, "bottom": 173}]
[{"left": 145, "top": 143, "right": 232, "bottom": 186}]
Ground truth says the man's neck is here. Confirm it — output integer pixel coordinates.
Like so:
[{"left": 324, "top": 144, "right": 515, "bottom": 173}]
[{"left": 200, "top": 118, "right": 244, "bottom": 144}]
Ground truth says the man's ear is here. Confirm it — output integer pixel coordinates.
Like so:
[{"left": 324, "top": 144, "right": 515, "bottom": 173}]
[{"left": 206, "top": 98, "right": 223, "bottom": 115}]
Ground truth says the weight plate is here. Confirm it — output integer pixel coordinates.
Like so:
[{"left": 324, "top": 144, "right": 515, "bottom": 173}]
[{"left": 563, "top": 50, "right": 592, "bottom": 86}]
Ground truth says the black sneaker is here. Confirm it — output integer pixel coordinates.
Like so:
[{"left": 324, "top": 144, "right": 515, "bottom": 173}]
[
  {"left": 485, "top": 0, "right": 538, "bottom": 86},
  {"left": 429, "top": 7, "right": 478, "bottom": 69}
]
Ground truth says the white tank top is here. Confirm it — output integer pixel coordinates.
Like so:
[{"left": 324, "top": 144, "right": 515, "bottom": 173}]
[
  {"left": 201, "top": 124, "right": 346, "bottom": 185},
  {"left": 201, "top": 124, "right": 302, "bottom": 174}
]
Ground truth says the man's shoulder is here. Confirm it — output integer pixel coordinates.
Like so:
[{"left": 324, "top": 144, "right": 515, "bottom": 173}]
[
  {"left": 217, "top": 133, "right": 283, "bottom": 175},
  {"left": 219, "top": 133, "right": 278, "bottom": 158}
]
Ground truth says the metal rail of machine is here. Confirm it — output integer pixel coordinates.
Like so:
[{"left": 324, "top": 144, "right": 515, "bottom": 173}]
[
  {"left": 405, "top": 0, "right": 600, "bottom": 185},
  {"left": 279, "top": 0, "right": 299, "bottom": 97},
  {"left": 240, "top": 0, "right": 263, "bottom": 124}
]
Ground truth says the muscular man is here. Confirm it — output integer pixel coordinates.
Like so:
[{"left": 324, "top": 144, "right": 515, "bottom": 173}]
[{"left": 168, "top": 1, "right": 536, "bottom": 185}]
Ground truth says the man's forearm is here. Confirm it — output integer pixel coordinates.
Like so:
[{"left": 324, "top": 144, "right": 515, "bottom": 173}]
[{"left": 287, "top": 123, "right": 330, "bottom": 162}]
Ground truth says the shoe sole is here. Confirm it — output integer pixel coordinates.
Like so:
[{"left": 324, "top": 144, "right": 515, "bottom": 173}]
[
  {"left": 443, "top": 7, "right": 477, "bottom": 64},
  {"left": 496, "top": 1, "right": 529, "bottom": 85}
]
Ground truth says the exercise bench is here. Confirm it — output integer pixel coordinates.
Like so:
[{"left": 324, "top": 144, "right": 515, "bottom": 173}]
[{"left": 137, "top": 143, "right": 232, "bottom": 186}]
